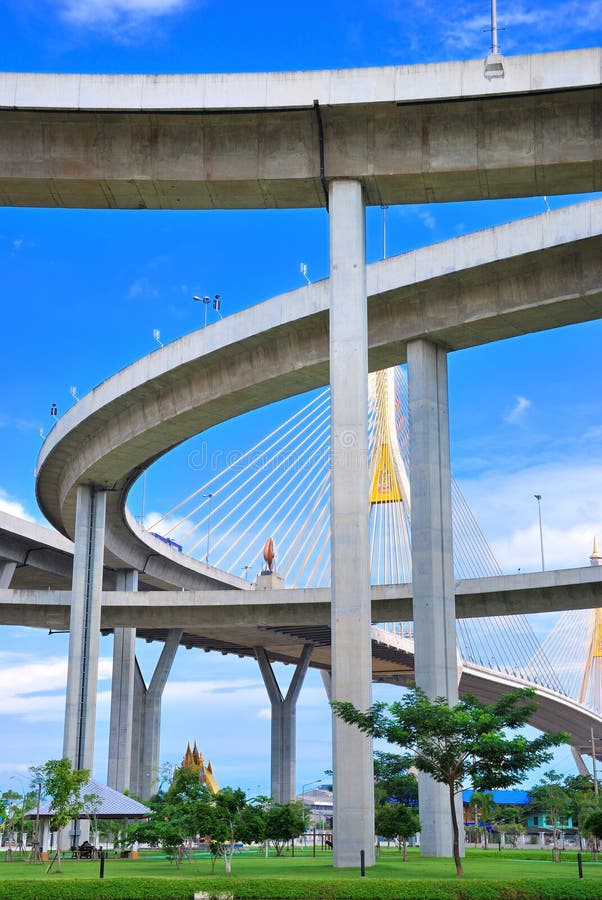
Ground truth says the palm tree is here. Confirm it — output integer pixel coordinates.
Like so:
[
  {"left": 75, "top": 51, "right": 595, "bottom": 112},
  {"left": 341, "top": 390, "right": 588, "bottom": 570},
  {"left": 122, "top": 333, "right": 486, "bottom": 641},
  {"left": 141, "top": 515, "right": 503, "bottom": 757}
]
[{"left": 469, "top": 791, "right": 495, "bottom": 848}]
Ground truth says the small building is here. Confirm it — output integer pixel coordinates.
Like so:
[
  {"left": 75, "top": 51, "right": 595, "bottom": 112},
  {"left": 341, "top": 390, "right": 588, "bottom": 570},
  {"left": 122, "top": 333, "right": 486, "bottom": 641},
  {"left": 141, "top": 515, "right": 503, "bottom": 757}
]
[
  {"left": 298, "top": 787, "right": 333, "bottom": 829},
  {"left": 25, "top": 778, "right": 149, "bottom": 854}
]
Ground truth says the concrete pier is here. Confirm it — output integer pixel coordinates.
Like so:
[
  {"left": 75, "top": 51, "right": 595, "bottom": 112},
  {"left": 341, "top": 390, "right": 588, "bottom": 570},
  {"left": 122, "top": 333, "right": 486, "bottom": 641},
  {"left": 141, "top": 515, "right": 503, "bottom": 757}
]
[
  {"left": 130, "top": 629, "right": 183, "bottom": 799},
  {"left": 107, "top": 569, "right": 138, "bottom": 793},
  {"left": 407, "top": 340, "right": 459, "bottom": 856},
  {"left": 0, "top": 561, "right": 16, "bottom": 588},
  {"left": 328, "top": 179, "right": 375, "bottom": 868},
  {"left": 256, "top": 643, "right": 313, "bottom": 804},
  {"left": 63, "top": 485, "right": 106, "bottom": 772}
]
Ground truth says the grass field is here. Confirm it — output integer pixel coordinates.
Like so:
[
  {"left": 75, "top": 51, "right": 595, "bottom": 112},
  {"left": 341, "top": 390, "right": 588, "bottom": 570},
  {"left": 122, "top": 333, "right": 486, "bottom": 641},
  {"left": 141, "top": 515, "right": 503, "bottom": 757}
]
[{"left": 0, "top": 847, "right": 600, "bottom": 881}]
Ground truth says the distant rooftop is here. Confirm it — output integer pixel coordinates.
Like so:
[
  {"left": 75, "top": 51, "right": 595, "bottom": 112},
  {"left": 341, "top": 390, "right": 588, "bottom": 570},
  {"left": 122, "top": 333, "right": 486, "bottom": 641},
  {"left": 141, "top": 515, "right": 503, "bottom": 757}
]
[
  {"left": 25, "top": 779, "right": 150, "bottom": 820},
  {"left": 462, "top": 788, "right": 530, "bottom": 806}
]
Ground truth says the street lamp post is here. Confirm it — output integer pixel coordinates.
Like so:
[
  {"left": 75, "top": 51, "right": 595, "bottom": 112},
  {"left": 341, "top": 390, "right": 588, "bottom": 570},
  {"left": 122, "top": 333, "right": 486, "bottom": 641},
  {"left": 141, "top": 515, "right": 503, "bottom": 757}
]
[
  {"left": 193, "top": 294, "right": 222, "bottom": 327},
  {"left": 302, "top": 779, "right": 321, "bottom": 797},
  {"left": 301, "top": 779, "right": 322, "bottom": 832},
  {"left": 534, "top": 494, "right": 545, "bottom": 571}
]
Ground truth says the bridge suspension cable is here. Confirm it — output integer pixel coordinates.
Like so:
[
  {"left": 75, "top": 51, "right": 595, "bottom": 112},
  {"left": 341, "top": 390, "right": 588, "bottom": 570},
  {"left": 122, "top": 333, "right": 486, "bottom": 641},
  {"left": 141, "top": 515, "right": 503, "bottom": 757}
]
[{"left": 142, "top": 366, "right": 564, "bottom": 697}]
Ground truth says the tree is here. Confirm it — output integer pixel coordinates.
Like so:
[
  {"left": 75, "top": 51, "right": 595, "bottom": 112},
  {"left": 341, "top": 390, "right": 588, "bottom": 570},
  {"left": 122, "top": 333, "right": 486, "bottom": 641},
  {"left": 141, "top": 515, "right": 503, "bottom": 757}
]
[
  {"left": 469, "top": 791, "right": 495, "bottom": 848},
  {"left": 131, "top": 765, "right": 213, "bottom": 867},
  {"left": 332, "top": 686, "right": 569, "bottom": 876},
  {"left": 204, "top": 786, "right": 249, "bottom": 874},
  {"left": 375, "top": 803, "right": 420, "bottom": 860},
  {"left": 374, "top": 751, "right": 418, "bottom": 808},
  {"left": 583, "top": 806, "right": 602, "bottom": 859},
  {"left": 563, "top": 774, "right": 597, "bottom": 852},
  {"left": 264, "top": 801, "right": 309, "bottom": 856},
  {"left": 0, "top": 790, "right": 21, "bottom": 861},
  {"left": 28, "top": 766, "right": 45, "bottom": 863},
  {"left": 528, "top": 771, "right": 571, "bottom": 863},
  {"left": 39, "top": 759, "right": 90, "bottom": 873},
  {"left": 490, "top": 804, "right": 525, "bottom": 849},
  {"left": 234, "top": 801, "right": 267, "bottom": 847}
]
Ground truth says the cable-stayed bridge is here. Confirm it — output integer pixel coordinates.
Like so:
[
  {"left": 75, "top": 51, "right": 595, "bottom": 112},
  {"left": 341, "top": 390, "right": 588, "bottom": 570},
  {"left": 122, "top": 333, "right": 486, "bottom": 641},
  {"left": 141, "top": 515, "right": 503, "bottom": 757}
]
[
  {"left": 1, "top": 199, "right": 600, "bottom": 817},
  {"left": 144, "top": 365, "right": 602, "bottom": 772},
  {"left": 3, "top": 51, "right": 602, "bottom": 862}
]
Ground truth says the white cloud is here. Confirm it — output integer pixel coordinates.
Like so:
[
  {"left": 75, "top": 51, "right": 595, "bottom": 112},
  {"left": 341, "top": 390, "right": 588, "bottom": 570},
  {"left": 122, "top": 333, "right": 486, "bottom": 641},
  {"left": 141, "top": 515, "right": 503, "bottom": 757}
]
[
  {"left": 418, "top": 209, "right": 436, "bottom": 230},
  {"left": 0, "top": 489, "right": 36, "bottom": 523},
  {"left": 257, "top": 707, "right": 271, "bottom": 720},
  {"left": 504, "top": 395, "right": 531, "bottom": 425},
  {"left": 164, "top": 678, "right": 266, "bottom": 709},
  {"left": 0, "top": 654, "right": 112, "bottom": 722},
  {"left": 384, "top": 0, "right": 602, "bottom": 58},
  {"left": 458, "top": 460, "right": 602, "bottom": 573},
  {"left": 57, "top": 0, "right": 195, "bottom": 28}
]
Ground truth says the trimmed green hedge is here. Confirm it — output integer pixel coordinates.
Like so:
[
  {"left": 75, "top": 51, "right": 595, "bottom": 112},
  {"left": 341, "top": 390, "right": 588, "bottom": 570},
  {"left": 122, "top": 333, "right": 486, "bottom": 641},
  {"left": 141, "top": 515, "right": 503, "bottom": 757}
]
[{"left": 1, "top": 879, "right": 601, "bottom": 900}]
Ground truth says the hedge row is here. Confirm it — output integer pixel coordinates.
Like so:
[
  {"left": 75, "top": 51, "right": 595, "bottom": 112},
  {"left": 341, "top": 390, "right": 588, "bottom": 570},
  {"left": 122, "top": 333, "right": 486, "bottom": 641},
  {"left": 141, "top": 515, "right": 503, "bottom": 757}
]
[{"left": 1, "top": 879, "right": 601, "bottom": 900}]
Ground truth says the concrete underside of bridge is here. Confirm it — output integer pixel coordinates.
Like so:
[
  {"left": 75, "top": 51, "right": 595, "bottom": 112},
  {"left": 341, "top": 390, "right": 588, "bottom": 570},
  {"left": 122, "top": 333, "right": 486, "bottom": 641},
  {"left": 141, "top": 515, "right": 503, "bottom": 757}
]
[
  {"left": 0, "top": 50, "right": 601, "bottom": 209},
  {"left": 1, "top": 46, "right": 602, "bottom": 866}
]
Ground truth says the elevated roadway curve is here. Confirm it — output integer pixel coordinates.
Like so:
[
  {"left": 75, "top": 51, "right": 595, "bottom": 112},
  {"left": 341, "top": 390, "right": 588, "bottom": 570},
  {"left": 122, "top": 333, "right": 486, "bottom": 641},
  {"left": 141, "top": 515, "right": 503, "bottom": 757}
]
[
  {"left": 26, "top": 198, "right": 602, "bottom": 759},
  {"left": 2, "top": 573, "right": 602, "bottom": 756},
  {"left": 0, "top": 48, "right": 601, "bottom": 208},
  {"left": 36, "top": 199, "right": 602, "bottom": 579}
]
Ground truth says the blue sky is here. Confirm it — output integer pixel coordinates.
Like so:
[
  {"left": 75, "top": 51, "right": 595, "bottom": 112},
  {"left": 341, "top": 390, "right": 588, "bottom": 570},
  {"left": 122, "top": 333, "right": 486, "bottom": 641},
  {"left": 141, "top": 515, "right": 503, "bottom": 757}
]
[{"left": 1, "top": 0, "right": 601, "bottom": 795}]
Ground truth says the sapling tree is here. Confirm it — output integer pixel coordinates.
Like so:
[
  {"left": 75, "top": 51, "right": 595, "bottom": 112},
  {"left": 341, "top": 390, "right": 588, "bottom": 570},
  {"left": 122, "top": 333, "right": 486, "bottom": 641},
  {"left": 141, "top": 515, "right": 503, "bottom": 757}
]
[
  {"left": 264, "top": 801, "right": 310, "bottom": 857},
  {"left": 40, "top": 759, "right": 90, "bottom": 874},
  {"left": 332, "top": 686, "right": 568, "bottom": 876},
  {"left": 375, "top": 803, "right": 420, "bottom": 860},
  {"left": 528, "top": 771, "right": 571, "bottom": 863}
]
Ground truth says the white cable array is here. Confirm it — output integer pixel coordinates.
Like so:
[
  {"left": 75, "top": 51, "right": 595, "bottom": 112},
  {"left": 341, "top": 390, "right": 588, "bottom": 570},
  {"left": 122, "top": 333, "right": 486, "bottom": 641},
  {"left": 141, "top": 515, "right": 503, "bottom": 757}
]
[{"left": 143, "top": 366, "right": 570, "bottom": 696}]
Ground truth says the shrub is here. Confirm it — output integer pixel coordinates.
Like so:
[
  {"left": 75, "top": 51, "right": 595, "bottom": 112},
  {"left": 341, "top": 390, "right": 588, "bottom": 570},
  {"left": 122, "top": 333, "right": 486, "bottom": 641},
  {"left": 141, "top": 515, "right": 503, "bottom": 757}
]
[{"left": 2, "top": 878, "right": 602, "bottom": 900}]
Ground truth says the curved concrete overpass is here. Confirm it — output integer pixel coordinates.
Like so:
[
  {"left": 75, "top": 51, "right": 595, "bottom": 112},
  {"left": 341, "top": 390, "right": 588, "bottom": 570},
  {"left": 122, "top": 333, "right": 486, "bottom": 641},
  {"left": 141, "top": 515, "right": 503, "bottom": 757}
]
[
  {"left": 26, "top": 198, "right": 602, "bottom": 768},
  {"left": 1, "top": 48, "right": 601, "bottom": 208},
  {"left": 36, "top": 199, "right": 602, "bottom": 581},
  {"left": 6, "top": 46, "right": 602, "bottom": 864}
]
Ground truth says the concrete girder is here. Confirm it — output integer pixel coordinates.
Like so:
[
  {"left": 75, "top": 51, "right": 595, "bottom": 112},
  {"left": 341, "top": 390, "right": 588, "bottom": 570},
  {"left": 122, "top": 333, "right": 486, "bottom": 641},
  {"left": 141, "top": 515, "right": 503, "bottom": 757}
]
[
  {"left": 1, "top": 565, "right": 602, "bottom": 629},
  {"left": 0, "top": 49, "right": 601, "bottom": 209}
]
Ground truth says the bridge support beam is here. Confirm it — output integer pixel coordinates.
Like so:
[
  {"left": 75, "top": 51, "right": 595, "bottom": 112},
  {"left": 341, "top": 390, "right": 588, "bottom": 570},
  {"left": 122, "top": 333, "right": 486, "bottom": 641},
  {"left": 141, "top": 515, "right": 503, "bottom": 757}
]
[
  {"left": 255, "top": 643, "right": 313, "bottom": 804},
  {"left": 0, "top": 560, "right": 16, "bottom": 588},
  {"left": 130, "top": 629, "right": 183, "bottom": 800},
  {"left": 408, "top": 339, "right": 460, "bottom": 858},
  {"left": 107, "top": 569, "right": 138, "bottom": 793},
  {"left": 328, "top": 178, "right": 374, "bottom": 868},
  {"left": 63, "top": 485, "right": 106, "bottom": 772}
]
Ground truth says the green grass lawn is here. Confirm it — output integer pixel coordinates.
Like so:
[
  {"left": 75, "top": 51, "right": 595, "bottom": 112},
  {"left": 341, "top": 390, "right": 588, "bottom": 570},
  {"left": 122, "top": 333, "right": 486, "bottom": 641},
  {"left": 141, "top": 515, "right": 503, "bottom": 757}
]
[{"left": 0, "top": 847, "right": 600, "bottom": 881}]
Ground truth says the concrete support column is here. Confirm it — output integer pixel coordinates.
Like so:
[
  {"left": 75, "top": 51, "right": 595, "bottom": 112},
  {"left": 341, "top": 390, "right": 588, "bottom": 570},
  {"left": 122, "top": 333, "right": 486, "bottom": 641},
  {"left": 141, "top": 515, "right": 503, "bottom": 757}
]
[
  {"left": 0, "top": 560, "right": 17, "bottom": 588},
  {"left": 255, "top": 643, "right": 313, "bottom": 803},
  {"left": 328, "top": 178, "right": 374, "bottom": 868},
  {"left": 129, "top": 629, "right": 183, "bottom": 799},
  {"left": 320, "top": 670, "right": 332, "bottom": 701},
  {"left": 107, "top": 569, "right": 138, "bottom": 793},
  {"left": 407, "top": 339, "right": 459, "bottom": 858},
  {"left": 63, "top": 485, "right": 106, "bottom": 772},
  {"left": 41, "top": 819, "right": 51, "bottom": 853},
  {"left": 130, "top": 662, "right": 147, "bottom": 799}
]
